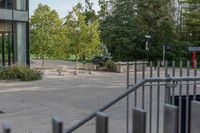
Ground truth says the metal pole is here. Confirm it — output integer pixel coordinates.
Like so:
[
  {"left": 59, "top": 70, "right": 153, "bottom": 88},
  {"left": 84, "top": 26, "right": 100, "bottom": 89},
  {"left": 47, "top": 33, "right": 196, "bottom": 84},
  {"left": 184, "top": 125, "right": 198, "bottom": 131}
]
[
  {"left": 2, "top": 33, "right": 5, "bottom": 66},
  {"left": 126, "top": 61, "right": 130, "bottom": 133},
  {"left": 163, "top": 45, "right": 165, "bottom": 66},
  {"left": 165, "top": 74, "right": 171, "bottom": 104},
  {"left": 145, "top": 41, "right": 148, "bottom": 51},
  {"left": 7, "top": 33, "right": 11, "bottom": 66}
]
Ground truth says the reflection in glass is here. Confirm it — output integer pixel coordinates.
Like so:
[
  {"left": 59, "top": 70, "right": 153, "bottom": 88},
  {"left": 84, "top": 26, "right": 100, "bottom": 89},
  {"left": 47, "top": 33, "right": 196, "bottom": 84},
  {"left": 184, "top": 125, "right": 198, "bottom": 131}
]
[{"left": 0, "top": 20, "right": 12, "bottom": 66}]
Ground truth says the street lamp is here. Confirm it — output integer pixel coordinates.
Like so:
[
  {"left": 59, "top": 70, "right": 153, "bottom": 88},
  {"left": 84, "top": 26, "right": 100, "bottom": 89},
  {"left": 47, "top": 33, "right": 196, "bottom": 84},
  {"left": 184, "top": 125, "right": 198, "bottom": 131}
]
[
  {"left": 145, "top": 35, "right": 151, "bottom": 51},
  {"left": 163, "top": 45, "right": 166, "bottom": 66},
  {"left": 145, "top": 35, "right": 151, "bottom": 62},
  {"left": 74, "top": 27, "right": 81, "bottom": 75}
]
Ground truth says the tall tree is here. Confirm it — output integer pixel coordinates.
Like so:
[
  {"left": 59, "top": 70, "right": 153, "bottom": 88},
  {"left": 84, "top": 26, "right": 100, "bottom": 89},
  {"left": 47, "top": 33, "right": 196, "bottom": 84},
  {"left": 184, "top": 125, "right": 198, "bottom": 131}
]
[
  {"left": 135, "top": 0, "right": 176, "bottom": 61},
  {"left": 64, "top": 6, "right": 101, "bottom": 74},
  {"left": 100, "top": 0, "right": 138, "bottom": 61},
  {"left": 30, "top": 4, "right": 63, "bottom": 67},
  {"left": 181, "top": 0, "right": 200, "bottom": 45},
  {"left": 100, "top": 0, "right": 176, "bottom": 61}
]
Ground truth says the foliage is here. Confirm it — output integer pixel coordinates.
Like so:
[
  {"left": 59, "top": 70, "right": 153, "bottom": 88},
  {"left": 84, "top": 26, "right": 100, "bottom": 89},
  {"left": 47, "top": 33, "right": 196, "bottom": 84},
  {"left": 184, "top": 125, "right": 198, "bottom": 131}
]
[
  {"left": 0, "top": 65, "right": 42, "bottom": 81},
  {"left": 106, "top": 61, "right": 117, "bottom": 72},
  {"left": 100, "top": 0, "right": 176, "bottom": 61},
  {"left": 64, "top": 5, "right": 102, "bottom": 61},
  {"left": 30, "top": 4, "right": 63, "bottom": 67},
  {"left": 136, "top": 0, "right": 176, "bottom": 61},
  {"left": 181, "top": 0, "right": 200, "bottom": 45},
  {"left": 100, "top": 0, "right": 139, "bottom": 61},
  {"left": 29, "top": 0, "right": 200, "bottom": 63}
]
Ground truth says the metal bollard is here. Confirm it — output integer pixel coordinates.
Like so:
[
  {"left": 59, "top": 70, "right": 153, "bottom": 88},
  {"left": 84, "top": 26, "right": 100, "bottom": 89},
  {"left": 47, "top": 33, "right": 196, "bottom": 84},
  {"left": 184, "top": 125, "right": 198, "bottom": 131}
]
[
  {"left": 164, "top": 104, "right": 178, "bottom": 133},
  {"left": 52, "top": 117, "right": 63, "bottom": 133},
  {"left": 132, "top": 108, "right": 146, "bottom": 133},
  {"left": 96, "top": 112, "right": 109, "bottom": 133},
  {"left": 3, "top": 123, "right": 11, "bottom": 133}
]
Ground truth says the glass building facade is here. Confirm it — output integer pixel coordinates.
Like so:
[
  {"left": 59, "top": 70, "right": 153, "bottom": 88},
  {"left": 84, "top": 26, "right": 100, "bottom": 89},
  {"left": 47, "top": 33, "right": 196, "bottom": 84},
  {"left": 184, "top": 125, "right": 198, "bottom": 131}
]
[{"left": 0, "top": 0, "right": 29, "bottom": 66}]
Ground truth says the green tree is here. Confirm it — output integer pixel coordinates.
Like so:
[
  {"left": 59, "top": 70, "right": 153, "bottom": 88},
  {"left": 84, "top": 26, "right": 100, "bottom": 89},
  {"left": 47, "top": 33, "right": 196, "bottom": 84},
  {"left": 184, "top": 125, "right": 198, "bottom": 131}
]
[
  {"left": 64, "top": 7, "right": 101, "bottom": 74},
  {"left": 100, "top": 0, "right": 176, "bottom": 61},
  {"left": 181, "top": 0, "right": 200, "bottom": 45},
  {"left": 100, "top": 0, "right": 138, "bottom": 61},
  {"left": 30, "top": 4, "right": 63, "bottom": 67},
  {"left": 98, "top": 0, "right": 110, "bottom": 19},
  {"left": 135, "top": 0, "right": 176, "bottom": 61},
  {"left": 84, "top": 0, "right": 98, "bottom": 23}
]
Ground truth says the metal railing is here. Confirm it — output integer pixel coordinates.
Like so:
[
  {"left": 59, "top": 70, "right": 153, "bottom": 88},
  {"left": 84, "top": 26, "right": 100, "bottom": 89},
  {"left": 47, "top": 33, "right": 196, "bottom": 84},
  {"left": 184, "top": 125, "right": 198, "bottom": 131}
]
[
  {"left": 62, "top": 60, "right": 200, "bottom": 133},
  {"left": 129, "top": 60, "right": 199, "bottom": 133},
  {"left": 64, "top": 76, "right": 200, "bottom": 133}
]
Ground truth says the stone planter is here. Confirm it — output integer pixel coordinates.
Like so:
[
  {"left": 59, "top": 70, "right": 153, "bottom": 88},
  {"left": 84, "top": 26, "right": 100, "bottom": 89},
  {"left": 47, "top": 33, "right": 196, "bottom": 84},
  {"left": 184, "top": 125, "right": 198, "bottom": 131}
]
[{"left": 115, "top": 61, "right": 146, "bottom": 73}]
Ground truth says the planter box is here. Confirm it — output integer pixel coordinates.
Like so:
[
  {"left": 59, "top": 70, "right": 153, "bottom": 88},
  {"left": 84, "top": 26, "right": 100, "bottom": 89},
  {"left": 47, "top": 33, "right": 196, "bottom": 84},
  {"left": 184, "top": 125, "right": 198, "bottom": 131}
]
[{"left": 78, "top": 63, "right": 97, "bottom": 71}]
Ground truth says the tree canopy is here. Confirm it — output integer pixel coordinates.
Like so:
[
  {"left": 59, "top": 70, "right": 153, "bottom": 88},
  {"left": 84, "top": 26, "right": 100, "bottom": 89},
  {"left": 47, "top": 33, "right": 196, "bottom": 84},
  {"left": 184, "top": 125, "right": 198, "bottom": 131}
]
[
  {"left": 30, "top": 4, "right": 63, "bottom": 66},
  {"left": 30, "top": 0, "right": 200, "bottom": 63}
]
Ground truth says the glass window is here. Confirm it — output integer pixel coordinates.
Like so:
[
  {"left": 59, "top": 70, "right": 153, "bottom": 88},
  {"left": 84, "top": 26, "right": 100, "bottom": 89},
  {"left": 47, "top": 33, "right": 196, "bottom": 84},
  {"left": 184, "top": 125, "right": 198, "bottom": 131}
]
[
  {"left": 0, "top": 0, "right": 5, "bottom": 8},
  {"left": 0, "top": 20, "right": 13, "bottom": 66},
  {"left": 16, "top": 0, "right": 26, "bottom": 11},
  {"left": 0, "top": 20, "right": 12, "bottom": 33},
  {"left": 0, "top": 0, "right": 13, "bottom": 9}
]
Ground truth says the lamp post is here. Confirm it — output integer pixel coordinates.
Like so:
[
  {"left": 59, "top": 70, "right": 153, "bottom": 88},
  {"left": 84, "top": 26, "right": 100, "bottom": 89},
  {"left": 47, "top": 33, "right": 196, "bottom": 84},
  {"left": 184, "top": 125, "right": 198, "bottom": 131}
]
[
  {"left": 145, "top": 35, "right": 151, "bottom": 62},
  {"left": 163, "top": 45, "right": 165, "bottom": 66},
  {"left": 75, "top": 27, "right": 81, "bottom": 75}
]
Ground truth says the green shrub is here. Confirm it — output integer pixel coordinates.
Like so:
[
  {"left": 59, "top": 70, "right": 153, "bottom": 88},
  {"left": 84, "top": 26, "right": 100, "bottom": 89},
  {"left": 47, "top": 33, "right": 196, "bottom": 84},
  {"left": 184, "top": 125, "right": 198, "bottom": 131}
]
[
  {"left": 106, "top": 61, "right": 117, "bottom": 72},
  {"left": 0, "top": 65, "right": 42, "bottom": 81}
]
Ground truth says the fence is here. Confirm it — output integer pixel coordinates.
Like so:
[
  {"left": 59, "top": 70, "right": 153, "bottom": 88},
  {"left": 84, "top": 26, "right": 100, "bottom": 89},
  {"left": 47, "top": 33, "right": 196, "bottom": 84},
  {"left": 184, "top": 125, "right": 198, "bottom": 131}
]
[
  {"left": 2, "top": 61, "right": 200, "bottom": 133},
  {"left": 128, "top": 61, "right": 199, "bottom": 133}
]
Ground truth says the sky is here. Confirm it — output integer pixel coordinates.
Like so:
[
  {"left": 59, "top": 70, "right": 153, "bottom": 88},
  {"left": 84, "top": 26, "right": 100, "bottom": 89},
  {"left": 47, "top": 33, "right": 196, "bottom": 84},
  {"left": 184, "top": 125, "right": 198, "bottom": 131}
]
[{"left": 30, "top": 0, "right": 99, "bottom": 18}]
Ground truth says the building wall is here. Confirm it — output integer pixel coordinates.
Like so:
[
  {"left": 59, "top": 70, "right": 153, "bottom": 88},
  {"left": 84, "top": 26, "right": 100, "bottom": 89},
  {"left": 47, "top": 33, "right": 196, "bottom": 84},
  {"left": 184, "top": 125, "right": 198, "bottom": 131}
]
[{"left": 0, "top": 0, "right": 29, "bottom": 66}]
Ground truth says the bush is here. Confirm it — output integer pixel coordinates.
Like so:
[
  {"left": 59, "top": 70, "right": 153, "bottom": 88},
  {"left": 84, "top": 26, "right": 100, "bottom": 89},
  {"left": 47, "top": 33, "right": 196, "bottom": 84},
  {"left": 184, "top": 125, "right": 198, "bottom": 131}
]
[
  {"left": 0, "top": 65, "right": 42, "bottom": 81},
  {"left": 106, "top": 61, "right": 117, "bottom": 72}
]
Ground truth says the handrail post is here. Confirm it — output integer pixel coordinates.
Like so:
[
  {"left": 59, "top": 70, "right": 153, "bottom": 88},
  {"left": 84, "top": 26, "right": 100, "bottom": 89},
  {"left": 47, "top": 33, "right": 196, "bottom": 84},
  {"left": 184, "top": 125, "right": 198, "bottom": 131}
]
[
  {"left": 190, "top": 101, "right": 200, "bottom": 133},
  {"left": 164, "top": 104, "right": 178, "bottom": 133},
  {"left": 52, "top": 117, "right": 63, "bottom": 133},
  {"left": 96, "top": 112, "right": 109, "bottom": 133},
  {"left": 132, "top": 108, "right": 146, "bottom": 133},
  {"left": 3, "top": 123, "right": 11, "bottom": 133}
]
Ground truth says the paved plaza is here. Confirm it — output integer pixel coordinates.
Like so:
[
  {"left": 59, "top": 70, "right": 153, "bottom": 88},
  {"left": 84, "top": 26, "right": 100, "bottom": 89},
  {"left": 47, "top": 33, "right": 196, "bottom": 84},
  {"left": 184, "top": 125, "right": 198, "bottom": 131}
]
[
  {"left": 0, "top": 70, "right": 130, "bottom": 133},
  {"left": 0, "top": 60, "right": 200, "bottom": 133}
]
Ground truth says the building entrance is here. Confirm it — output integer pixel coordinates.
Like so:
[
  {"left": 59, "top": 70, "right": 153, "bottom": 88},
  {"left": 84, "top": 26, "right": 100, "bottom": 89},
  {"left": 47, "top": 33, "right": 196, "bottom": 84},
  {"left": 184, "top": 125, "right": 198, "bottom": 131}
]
[{"left": 0, "top": 32, "right": 13, "bottom": 66}]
